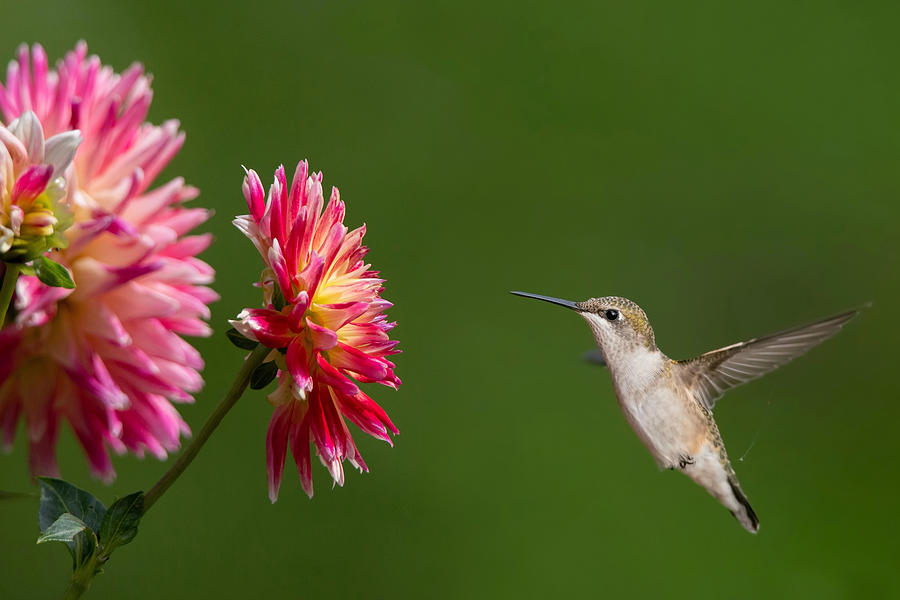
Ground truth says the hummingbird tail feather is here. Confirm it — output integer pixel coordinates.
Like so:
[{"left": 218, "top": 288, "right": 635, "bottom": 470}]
[{"left": 727, "top": 478, "right": 759, "bottom": 534}]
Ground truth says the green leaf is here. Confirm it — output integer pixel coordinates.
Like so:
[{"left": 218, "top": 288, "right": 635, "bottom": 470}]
[
  {"left": 37, "top": 478, "right": 105, "bottom": 568},
  {"left": 71, "top": 526, "right": 99, "bottom": 570},
  {"left": 98, "top": 492, "right": 144, "bottom": 556},
  {"left": 226, "top": 327, "right": 259, "bottom": 350},
  {"left": 36, "top": 512, "right": 87, "bottom": 544},
  {"left": 38, "top": 478, "right": 106, "bottom": 534},
  {"left": 33, "top": 256, "right": 75, "bottom": 289},
  {"left": 250, "top": 361, "right": 278, "bottom": 389}
]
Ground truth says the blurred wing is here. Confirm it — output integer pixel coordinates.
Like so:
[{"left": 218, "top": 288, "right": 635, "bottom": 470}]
[
  {"left": 677, "top": 307, "right": 863, "bottom": 410},
  {"left": 583, "top": 348, "right": 607, "bottom": 367}
]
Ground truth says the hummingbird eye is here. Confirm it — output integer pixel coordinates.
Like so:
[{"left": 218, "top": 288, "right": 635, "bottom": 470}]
[{"left": 604, "top": 309, "right": 620, "bottom": 321}]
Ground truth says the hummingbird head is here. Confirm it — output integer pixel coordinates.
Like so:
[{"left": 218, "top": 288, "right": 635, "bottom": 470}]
[{"left": 511, "top": 292, "right": 656, "bottom": 352}]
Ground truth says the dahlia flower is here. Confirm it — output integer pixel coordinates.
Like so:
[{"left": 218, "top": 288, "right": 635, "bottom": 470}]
[
  {"left": 232, "top": 161, "right": 400, "bottom": 500},
  {"left": 0, "top": 111, "right": 79, "bottom": 262},
  {"left": 0, "top": 43, "right": 216, "bottom": 480}
]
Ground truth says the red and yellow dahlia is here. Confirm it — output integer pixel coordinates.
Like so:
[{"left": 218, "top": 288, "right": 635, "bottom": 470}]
[{"left": 232, "top": 161, "right": 400, "bottom": 500}]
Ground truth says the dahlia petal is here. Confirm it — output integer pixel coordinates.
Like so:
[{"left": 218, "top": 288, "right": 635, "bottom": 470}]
[
  {"left": 268, "top": 239, "right": 294, "bottom": 301},
  {"left": 44, "top": 130, "right": 81, "bottom": 177},
  {"left": 69, "top": 256, "right": 162, "bottom": 300},
  {"left": 30, "top": 44, "right": 49, "bottom": 116},
  {"left": 329, "top": 342, "right": 388, "bottom": 381},
  {"left": 76, "top": 300, "right": 131, "bottom": 345},
  {"left": 266, "top": 402, "right": 293, "bottom": 503},
  {"left": 153, "top": 359, "right": 204, "bottom": 393},
  {"left": 318, "top": 222, "right": 348, "bottom": 270},
  {"left": 231, "top": 308, "right": 295, "bottom": 348},
  {"left": 160, "top": 233, "right": 212, "bottom": 259},
  {"left": 11, "top": 164, "right": 52, "bottom": 203},
  {"left": 288, "top": 417, "right": 314, "bottom": 498},
  {"left": 287, "top": 160, "right": 307, "bottom": 225},
  {"left": 297, "top": 251, "right": 325, "bottom": 298},
  {"left": 158, "top": 207, "right": 210, "bottom": 237},
  {"left": 242, "top": 167, "right": 265, "bottom": 222},
  {"left": 284, "top": 206, "right": 308, "bottom": 275},
  {"left": 158, "top": 316, "right": 212, "bottom": 337},
  {"left": 307, "top": 389, "right": 338, "bottom": 478},
  {"left": 123, "top": 318, "right": 204, "bottom": 369},
  {"left": 103, "top": 281, "right": 181, "bottom": 319},
  {"left": 315, "top": 186, "right": 345, "bottom": 249},
  {"left": 315, "top": 354, "right": 359, "bottom": 397},
  {"left": 9, "top": 110, "right": 44, "bottom": 163},
  {"left": 315, "top": 301, "right": 369, "bottom": 331},
  {"left": 28, "top": 415, "right": 61, "bottom": 478},
  {"left": 0, "top": 123, "right": 27, "bottom": 165},
  {"left": 286, "top": 337, "right": 313, "bottom": 391},
  {"left": 306, "top": 318, "right": 338, "bottom": 351},
  {"left": 335, "top": 389, "right": 398, "bottom": 443}
]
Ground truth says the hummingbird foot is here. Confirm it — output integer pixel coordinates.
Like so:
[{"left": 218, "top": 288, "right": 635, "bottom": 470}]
[{"left": 678, "top": 455, "right": 695, "bottom": 469}]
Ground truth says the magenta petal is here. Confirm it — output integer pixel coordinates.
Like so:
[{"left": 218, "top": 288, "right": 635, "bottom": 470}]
[
  {"left": 232, "top": 308, "right": 295, "bottom": 348},
  {"left": 268, "top": 239, "right": 294, "bottom": 302},
  {"left": 287, "top": 160, "right": 307, "bottom": 225},
  {"left": 287, "top": 290, "right": 310, "bottom": 330},
  {"left": 316, "top": 355, "right": 359, "bottom": 397},
  {"left": 307, "top": 387, "right": 337, "bottom": 467},
  {"left": 286, "top": 337, "right": 313, "bottom": 392},
  {"left": 329, "top": 342, "right": 388, "bottom": 381},
  {"left": 11, "top": 164, "right": 52, "bottom": 203},
  {"left": 266, "top": 402, "right": 293, "bottom": 503},
  {"left": 289, "top": 417, "right": 313, "bottom": 498},
  {"left": 242, "top": 168, "right": 265, "bottom": 222}
]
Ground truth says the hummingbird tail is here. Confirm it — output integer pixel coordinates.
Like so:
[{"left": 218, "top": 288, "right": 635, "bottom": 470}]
[{"left": 727, "top": 478, "right": 760, "bottom": 534}]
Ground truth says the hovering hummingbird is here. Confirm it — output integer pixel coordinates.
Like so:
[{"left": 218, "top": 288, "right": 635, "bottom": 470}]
[{"left": 511, "top": 291, "right": 862, "bottom": 533}]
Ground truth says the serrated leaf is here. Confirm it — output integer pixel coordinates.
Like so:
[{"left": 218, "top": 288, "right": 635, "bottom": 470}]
[
  {"left": 226, "top": 327, "right": 259, "bottom": 350},
  {"left": 250, "top": 361, "right": 278, "bottom": 389},
  {"left": 36, "top": 513, "right": 87, "bottom": 544},
  {"left": 33, "top": 256, "right": 75, "bottom": 289},
  {"left": 98, "top": 492, "right": 144, "bottom": 556}
]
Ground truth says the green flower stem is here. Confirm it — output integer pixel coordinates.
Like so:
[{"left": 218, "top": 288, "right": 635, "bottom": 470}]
[
  {"left": 142, "top": 344, "right": 271, "bottom": 515},
  {"left": 63, "top": 555, "right": 101, "bottom": 600},
  {"left": 0, "top": 262, "right": 22, "bottom": 326}
]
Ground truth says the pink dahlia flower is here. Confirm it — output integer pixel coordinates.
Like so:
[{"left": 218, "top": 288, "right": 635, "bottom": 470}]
[
  {"left": 0, "top": 43, "right": 216, "bottom": 481},
  {"left": 232, "top": 161, "right": 400, "bottom": 500}
]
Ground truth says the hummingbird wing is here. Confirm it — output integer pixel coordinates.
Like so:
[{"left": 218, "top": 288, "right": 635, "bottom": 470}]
[
  {"left": 582, "top": 348, "right": 607, "bottom": 367},
  {"left": 677, "top": 307, "right": 863, "bottom": 410}
]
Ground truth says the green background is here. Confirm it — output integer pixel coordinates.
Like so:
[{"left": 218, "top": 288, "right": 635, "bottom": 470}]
[{"left": 2, "top": 1, "right": 899, "bottom": 598}]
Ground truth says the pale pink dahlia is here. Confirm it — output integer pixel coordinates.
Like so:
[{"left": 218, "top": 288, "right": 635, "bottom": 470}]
[
  {"left": 0, "top": 43, "right": 216, "bottom": 480},
  {"left": 232, "top": 161, "right": 400, "bottom": 500}
]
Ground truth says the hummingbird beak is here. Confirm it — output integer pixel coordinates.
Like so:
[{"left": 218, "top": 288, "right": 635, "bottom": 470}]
[{"left": 510, "top": 291, "right": 579, "bottom": 310}]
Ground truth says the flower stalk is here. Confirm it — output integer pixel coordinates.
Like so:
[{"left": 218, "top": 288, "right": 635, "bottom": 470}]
[{"left": 142, "top": 344, "right": 271, "bottom": 514}]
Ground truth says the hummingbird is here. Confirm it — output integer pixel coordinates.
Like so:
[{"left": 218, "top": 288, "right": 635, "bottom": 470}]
[{"left": 511, "top": 291, "right": 862, "bottom": 533}]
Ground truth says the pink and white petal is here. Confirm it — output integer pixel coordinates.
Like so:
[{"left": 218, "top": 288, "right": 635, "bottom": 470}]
[{"left": 231, "top": 308, "right": 295, "bottom": 348}]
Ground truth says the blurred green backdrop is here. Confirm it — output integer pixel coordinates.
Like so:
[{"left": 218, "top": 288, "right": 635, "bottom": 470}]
[{"left": 2, "top": 1, "right": 899, "bottom": 598}]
